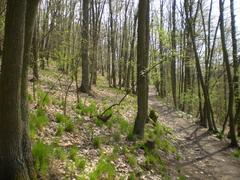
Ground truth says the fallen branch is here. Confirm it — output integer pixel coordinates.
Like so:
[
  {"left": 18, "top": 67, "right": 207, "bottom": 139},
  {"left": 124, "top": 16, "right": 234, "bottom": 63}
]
[
  {"left": 38, "top": 72, "right": 65, "bottom": 107},
  {"left": 97, "top": 91, "right": 129, "bottom": 122}
]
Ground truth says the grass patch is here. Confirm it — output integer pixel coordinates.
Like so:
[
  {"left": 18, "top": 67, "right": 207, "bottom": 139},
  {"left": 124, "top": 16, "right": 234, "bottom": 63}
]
[
  {"left": 32, "top": 140, "right": 52, "bottom": 177},
  {"left": 55, "top": 113, "right": 74, "bottom": 133},
  {"left": 55, "top": 124, "right": 64, "bottom": 136},
  {"left": 89, "top": 155, "right": 116, "bottom": 180},
  {"left": 92, "top": 137, "right": 102, "bottom": 149},
  {"left": 232, "top": 149, "right": 240, "bottom": 159},
  {"left": 76, "top": 100, "right": 98, "bottom": 117},
  {"left": 126, "top": 154, "right": 137, "bottom": 168},
  {"left": 37, "top": 89, "right": 51, "bottom": 106},
  {"left": 69, "top": 146, "right": 78, "bottom": 160},
  {"left": 75, "top": 157, "right": 86, "bottom": 171},
  {"left": 30, "top": 108, "right": 49, "bottom": 138}
]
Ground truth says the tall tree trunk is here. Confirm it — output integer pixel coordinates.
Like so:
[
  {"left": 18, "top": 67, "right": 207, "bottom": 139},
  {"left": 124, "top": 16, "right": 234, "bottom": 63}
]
[
  {"left": 80, "top": 0, "right": 90, "bottom": 93},
  {"left": 229, "top": 0, "right": 240, "bottom": 137},
  {"left": 0, "top": 0, "right": 29, "bottom": 178},
  {"left": 159, "top": 0, "right": 166, "bottom": 98},
  {"left": 109, "top": 0, "right": 116, "bottom": 88},
  {"left": 126, "top": 13, "right": 137, "bottom": 91},
  {"left": 133, "top": 0, "right": 149, "bottom": 138},
  {"left": 219, "top": 0, "right": 238, "bottom": 147},
  {"left": 21, "top": 1, "right": 40, "bottom": 179},
  {"left": 32, "top": 23, "right": 39, "bottom": 81},
  {"left": 171, "top": 0, "right": 177, "bottom": 108},
  {"left": 184, "top": 0, "right": 216, "bottom": 132}
]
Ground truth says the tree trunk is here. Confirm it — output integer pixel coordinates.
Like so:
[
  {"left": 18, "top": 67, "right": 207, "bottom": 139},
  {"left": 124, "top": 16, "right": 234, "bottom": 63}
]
[
  {"left": 32, "top": 23, "right": 39, "bottom": 80},
  {"left": 80, "top": 0, "right": 90, "bottom": 93},
  {"left": 109, "top": 0, "right": 116, "bottom": 88},
  {"left": 22, "top": 1, "right": 40, "bottom": 179},
  {"left": 171, "top": 0, "right": 177, "bottom": 108},
  {"left": 126, "top": 13, "right": 137, "bottom": 91},
  {"left": 219, "top": 0, "right": 238, "bottom": 147},
  {"left": 229, "top": 0, "right": 240, "bottom": 137},
  {"left": 0, "top": 0, "right": 29, "bottom": 178},
  {"left": 133, "top": 0, "right": 149, "bottom": 138}
]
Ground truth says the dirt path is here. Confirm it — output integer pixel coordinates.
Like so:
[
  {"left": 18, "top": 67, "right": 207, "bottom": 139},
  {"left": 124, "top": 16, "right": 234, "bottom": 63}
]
[{"left": 148, "top": 87, "right": 240, "bottom": 180}]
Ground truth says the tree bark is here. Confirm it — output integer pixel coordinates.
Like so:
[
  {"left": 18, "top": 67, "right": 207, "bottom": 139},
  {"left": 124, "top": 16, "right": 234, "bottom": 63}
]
[
  {"left": 219, "top": 0, "right": 238, "bottom": 147},
  {"left": 133, "top": 0, "right": 149, "bottom": 138},
  {"left": 229, "top": 0, "right": 240, "bottom": 137},
  {"left": 80, "top": 0, "right": 90, "bottom": 93},
  {"left": 109, "top": 0, "right": 117, "bottom": 88},
  {"left": 171, "top": 0, "right": 177, "bottom": 108},
  {"left": 0, "top": 0, "right": 29, "bottom": 178}
]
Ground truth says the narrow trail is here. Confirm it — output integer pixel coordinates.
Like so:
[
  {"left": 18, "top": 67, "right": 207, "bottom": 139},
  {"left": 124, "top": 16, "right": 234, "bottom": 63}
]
[{"left": 148, "top": 87, "right": 240, "bottom": 180}]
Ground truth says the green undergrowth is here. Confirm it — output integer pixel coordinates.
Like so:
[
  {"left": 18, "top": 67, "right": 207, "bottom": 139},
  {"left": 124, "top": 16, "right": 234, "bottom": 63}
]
[
  {"left": 30, "top": 107, "right": 49, "bottom": 138},
  {"left": 89, "top": 154, "right": 116, "bottom": 180},
  {"left": 76, "top": 99, "right": 98, "bottom": 117},
  {"left": 232, "top": 149, "right": 240, "bottom": 159},
  {"left": 32, "top": 140, "right": 52, "bottom": 177},
  {"left": 30, "top": 68, "right": 178, "bottom": 179},
  {"left": 55, "top": 113, "right": 74, "bottom": 134}
]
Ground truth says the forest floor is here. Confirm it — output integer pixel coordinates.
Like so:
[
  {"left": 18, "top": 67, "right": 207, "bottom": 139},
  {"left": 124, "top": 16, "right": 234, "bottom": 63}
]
[
  {"left": 29, "top": 65, "right": 240, "bottom": 180},
  {"left": 149, "top": 87, "right": 240, "bottom": 180}
]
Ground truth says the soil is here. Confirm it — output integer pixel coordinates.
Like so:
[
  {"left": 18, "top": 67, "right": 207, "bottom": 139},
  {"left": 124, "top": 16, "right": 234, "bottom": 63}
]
[{"left": 149, "top": 87, "right": 240, "bottom": 180}]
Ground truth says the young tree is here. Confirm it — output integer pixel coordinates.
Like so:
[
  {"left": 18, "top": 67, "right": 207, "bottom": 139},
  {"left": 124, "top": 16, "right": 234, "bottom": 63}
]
[
  {"left": 109, "top": 0, "right": 117, "bottom": 87},
  {"left": 171, "top": 0, "right": 177, "bottom": 108},
  {"left": 133, "top": 0, "right": 150, "bottom": 138}
]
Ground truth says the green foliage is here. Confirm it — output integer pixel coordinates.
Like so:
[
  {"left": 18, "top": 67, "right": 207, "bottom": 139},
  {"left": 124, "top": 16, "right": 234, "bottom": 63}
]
[
  {"left": 216, "top": 131, "right": 224, "bottom": 140},
  {"left": 32, "top": 140, "right": 52, "bottom": 176},
  {"left": 127, "top": 131, "right": 136, "bottom": 142},
  {"left": 95, "top": 118, "right": 104, "bottom": 127},
  {"left": 64, "top": 119, "right": 74, "bottom": 132},
  {"left": 112, "top": 131, "right": 121, "bottom": 142},
  {"left": 89, "top": 155, "right": 116, "bottom": 180},
  {"left": 128, "top": 172, "right": 136, "bottom": 180},
  {"left": 30, "top": 108, "right": 49, "bottom": 138},
  {"left": 145, "top": 152, "right": 165, "bottom": 172},
  {"left": 118, "top": 118, "right": 130, "bottom": 134},
  {"left": 53, "top": 146, "right": 67, "bottom": 160},
  {"left": 182, "top": 90, "right": 198, "bottom": 106},
  {"left": 75, "top": 157, "right": 86, "bottom": 171},
  {"left": 108, "top": 115, "right": 131, "bottom": 135},
  {"left": 76, "top": 100, "right": 98, "bottom": 117},
  {"left": 92, "top": 137, "right": 101, "bottom": 149},
  {"left": 232, "top": 149, "right": 240, "bottom": 159},
  {"left": 28, "top": 93, "right": 33, "bottom": 103},
  {"left": 178, "top": 175, "right": 187, "bottom": 180},
  {"left": 52, "top": 97, "right": 64, "bottom": 107},
  {"left": 55, "top": 124, "right": 64, "bottom": 136},
  {"left": 69, "top": 146, "right": 78, "bottom": 160},
  {"left": 126, "top": 154, "right": 137, "bottom": 168},
  {"left": 37, "top": 89, "right": 51, "bottom": 106},
  {"left": 55, "top": 113, "right": 69, "bottom": 123},
  {"left": 55, "top": 113, "right": 74, "bottom": 133},
  {"left": 144, "top": 123, "right": 175, "bottom": 153}
]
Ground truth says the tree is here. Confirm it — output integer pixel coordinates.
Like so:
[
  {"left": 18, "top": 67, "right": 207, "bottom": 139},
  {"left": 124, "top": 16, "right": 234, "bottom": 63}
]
[
  {"left": 184, "top": 0, "right": 217, "bottom": 132},
  {"left": 229, "top": 0, "right": 240, "bottom": 136},
  {"left": 171, "top": 0, "right": 177, "bottom": 108},
  {"left": 0, "top": 0, "right": 28, "bottom": 178},
  {"left": 22, "top": 0, "right": 41, "bottom": 178},
  {"left": 219, "top": 0, "right": 238, "bottom": 147},
  {"left": 109, "top": 0, "right": 117, "bottom": 88},
  {"left": 133, "top": 0, "right": 150, "bottom": 138},
  {"left": 80, "top": 0, "right": 90, "bottom": 93}
]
